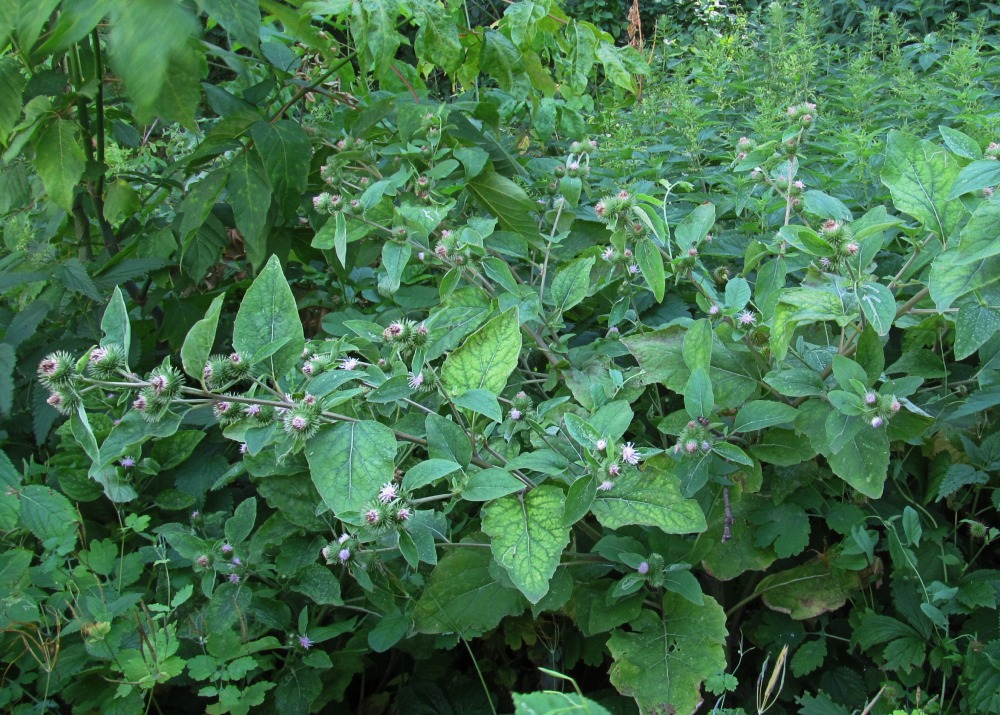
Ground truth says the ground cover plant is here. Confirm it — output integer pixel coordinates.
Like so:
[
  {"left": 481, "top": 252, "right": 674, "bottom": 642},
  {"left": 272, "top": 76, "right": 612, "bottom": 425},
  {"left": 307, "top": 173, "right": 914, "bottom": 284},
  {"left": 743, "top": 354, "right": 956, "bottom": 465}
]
[{"left": 2, "top": 1, "right": 1000, "bottom": 713}]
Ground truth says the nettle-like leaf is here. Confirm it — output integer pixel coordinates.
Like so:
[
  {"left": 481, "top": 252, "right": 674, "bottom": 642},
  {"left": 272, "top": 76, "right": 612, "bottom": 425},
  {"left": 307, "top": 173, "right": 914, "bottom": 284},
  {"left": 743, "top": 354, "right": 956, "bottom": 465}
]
[
  {"left": 482, "top": 485, "right": 570, "bottom": 604},
  {"left": 608, "top": 594, "right": 727, "bottom": 714}
]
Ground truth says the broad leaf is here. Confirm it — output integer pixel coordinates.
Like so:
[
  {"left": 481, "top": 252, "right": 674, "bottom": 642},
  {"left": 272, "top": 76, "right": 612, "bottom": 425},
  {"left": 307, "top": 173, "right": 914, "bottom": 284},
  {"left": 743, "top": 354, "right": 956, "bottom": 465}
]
[
  {"left": 34, "top": 119, "right": 86, "bottom": 210},
  {"left": 232, "top": 255, "right": 304, "bottom": 378},
  {"left": 881, "top": 130, "right": 962, "bottom": 240},
  {"left": 228, "top": 152, "right": 271, "bottom": 270},
  {"left": 757, "top": 558, "right": 864, "bottom": 619},
  {"left": 483, "top": 485, "right": 570, "bottom": 604},
  {"left": 466, "top": 171, "right": 538, "bottom": 236},
  {"left": 181, "top": 294, "right": 225, "bottom": 380},
  {"left": 590, "top": 462, "right": 706, "bottom": 534},
  {"left": 442, "top": 308, "right": 521, "bottom": 396},
  {"left": 250, "top": 121, "right": 310, "bottom": 218},
  {"left": 608, "top": 595, "right": 727, "bottom": 715},
  {"left": 305, "top": 420, "right": 397, "bottom": 515},
  {"left": 413, "top": 546, "right": 525, "bottom": 635}
]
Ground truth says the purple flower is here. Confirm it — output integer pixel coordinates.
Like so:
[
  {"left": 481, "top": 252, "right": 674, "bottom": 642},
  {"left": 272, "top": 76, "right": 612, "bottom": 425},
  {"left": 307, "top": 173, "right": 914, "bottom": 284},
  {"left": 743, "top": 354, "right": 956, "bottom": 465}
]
[
  {"left": 228, "top": 573, "right": 240, "bottom": 584},
  {"left": 737, "top": 310, "right": 757, "bottom": 327},
  {"left": 378, "top": 482, "right": 398, "bottom": 504},
  {"left": 396, "top": 507, "right": 412, "bottom": 521},
  {"left": 598, "top": 480, "right": 615, "bottom": 492},
  {"left": 596, "top": 439, "right": 607, "bottom": 452},
  {"left": 340, "top": 357, "right": 359, "bottom": 371},
  {"left": 338, "top": 533, "right": 350, "bottom": 544},
  {"left": 338, "top": 548, "right": 351, "bottom": 562},
  {"left": 621, "top": 442, "right": 640, "bottom": 465},
  {"left": 119, "top": 456, "right": 136, "bottom": 469},
  {"left": 709, "top": 305, "right": 720, "bottom": 316},
  {"left": 290, "top": 415, "right": 308, "bottom": 432},
  {"left": 231, "top": 557, "right": 242, "bottom": 566},
  {"left": 608, "top": 462, "right": 621, "bottom": 477},
  {"left": 509, "top": 408, "right": 522, "bottom": 421},
  {"left": 365, "top": 509, "right": 380, "bottom": 525},
  {"left": 865, "top": 392, "right": 877, "bottom": 405},
  {"left": 221, "top": 542, "right": 233, "bottom": 554},
  {"left": 871, "top": 416, "right": 884, "bottom": 428},
  {"left": 298, "top": 635, "right": 313, "bottom": 650},
  {"left": 637, "top": 561, "right": 649, "bottom": 575},
  {"left": 408, "top": 372, "right": 424, "bottom": 389}
]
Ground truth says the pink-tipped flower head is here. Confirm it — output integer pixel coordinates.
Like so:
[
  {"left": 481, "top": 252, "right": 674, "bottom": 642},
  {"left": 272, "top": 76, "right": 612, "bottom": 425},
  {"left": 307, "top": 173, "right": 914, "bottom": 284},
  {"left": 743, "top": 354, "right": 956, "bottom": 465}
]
[
  {"left": 621, "top": 442, "right": 640, "bottom": 465},
  {"left": 602, "top": 246, "right": 615, "bottom": 261},
  {"left": 290, "top": 415, "right": 309, "bottom": 432},
  {"left": 628, "top": 264, "right": 640, "bottom": 275},
  {"left": 891, "top": 399, "right": 901, "bottom": 412},
  {"left": 378, "top": 482, "right": 399, "bottom": 504},
  {"left": 299, "top": 635, "right": 313, "bottom": 650},
  {"left": 509, "top": 408, "right": 522, "bottom": 421},
  {"left": 598, "top": 480, "right": 615, "bottom": 492},
  {"left": 688, "top": 247, "right": 698, "bottom": 257},
  {"left": 865, "top": 391, "right": 878, "bottom": 405},
  {"left": 617, "top": 190, "right": 630, "bottom": 200},
  {"left": 119, "top": 456, "right": 136, "bottom": 469},
  {"left": 845, "top": 242, "right": 860, "bottom": 255},
  {"left": 340, "top": 357, "right": 359, "bottom": 371},
  {"left": 685, "top": 439, "right": 699, "bottom": 454},
  {"left": 133, "top": 395, "right": 148, "bottom": 412},
  {"left": 408, "top": 372, "right": 424, "bottom": 389},
  {"left": 221, "top": 542, "right": 233, "bottom": 554},
  {"left": 228, "top": 573, "right": 240, "bottom": 584},
  {"left": 709, "top": 305, "right": 720, "bottom": 316},
  {"left": 871, "top": 416, "right": 884, "bottom": 428},
  {"left": 595, "top": 201, "right": 607, "bottom": 218},
  {"left": 793, "top": 180, "right": 805, "bottom": 190},
  {"left": 244, "top": 404, "right": 262, "bottom": 417},
  {"left": 596, "top": 439, "right": 607, "bottom": 452},
  {"left": 365, "top": 509, "right": 381, "bottom": 525},
  {"left": 338, "top": 548, "right": 351, "bottom": 562},
  {"left": 396, "top": 507, "right": 412, "bottom": 521},
  {"left": 608, "top": 462, "right": 621, "bottom": 477},
  {"left": 737, "top": 310, "right": 757, "bottom": 327},
  {"left": 637, "top": 561, "right": 649, "bottom": 575}
]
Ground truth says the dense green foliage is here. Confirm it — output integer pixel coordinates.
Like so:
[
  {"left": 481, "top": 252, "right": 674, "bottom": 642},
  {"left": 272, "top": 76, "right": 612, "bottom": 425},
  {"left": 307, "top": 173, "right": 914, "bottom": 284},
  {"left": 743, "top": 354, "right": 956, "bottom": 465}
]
[{"left": 2, "top": 1, "right": 1000, "bottom": 714}]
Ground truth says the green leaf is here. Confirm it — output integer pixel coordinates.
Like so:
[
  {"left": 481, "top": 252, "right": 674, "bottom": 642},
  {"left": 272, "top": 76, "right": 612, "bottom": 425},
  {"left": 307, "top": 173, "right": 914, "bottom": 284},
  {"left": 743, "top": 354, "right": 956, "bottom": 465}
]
[
  {"left": 202, "top": 0, "right": 261, "bottom": 53},
  {"left": 179, "top": 168, "right": 227, "bottom": 241},
  {"left": 453, "top": 388, "right": 502, "bottom": 423},
  {"left": 725, "top": 277, "right": 751, "bottom": 311},
  {"left": 944, "top": 199, "right": 1000, "bottom": 264},
  {"left": 802, "top": 190, "right": 853, "bottom": 221},
  {"left": 466, "top": 171, "right": 538, "bottom": 236},
  {"left": 306, "top": 420, "right": 397, "bottom": 515},
  {"left": 378, "top": 242, "right": 411, "bottom": 296},
  {"left": 480, "top": 30, "right": 527, "bottom": 98},
  {"left": 292, "top": 563, "right": 343, "bottom": 606},
  {"left": 413, "top": 546, "right": 525, "bottom": 635},
  {"left": 675, "top": 203, "right": 715, "bottom": 249},
  {"left": 635, "top": 239, "right": 665, "bottom": 302},
  {"left": 250, "top": 121, "right": 310, "bottom": 218},
  {"left": 608, "top": 595, "right": 727, "bottom": 715},
  {"left": 684, "top": 367, "right": 714, "bottom": 419},
  {"left": 368, "top": 609, "right": 410, "bottom": 653},
  {"left": 442, "top": 308, "right": 521, "bottom": 396},
  {"left": 938, "top": 125, "right": 982, "bottom": 160},
  {"left": 181, "top": 294, "right": 225, "bottom": 380},
  {"left": 595, "top": 40, "right": 636, "bottom": 93},
  {"left": 426, "top": 413, "right": 471, "bottom": 468},
  {"left": 712, "top": 441, "right": 754, "bottom": 466},
  {"left": 590, "top": 463, "right": 706, "bottom": 534},
  {"left": 749, "top": 428, "right": 817, "bottom": 466},
  {"left": 228, "top": 152, "right": 271, "bottom": 270},
  {"left": 763, "top": 368, "right": 825, "bottom": 397},
  {"left": 358, "top": 0, "right": 401, "bottom": 79},
  {"left": 0, "top": 343, "right": 12, "bottom": 418},
  {"left": 483, "top": 485, "right": 570, "bottom": 604},
  {"left": 880, "top": 130, "right": 962, "bottom": 240},
  {"left": 734, "top": 401, "right": 797, "bottom": 432},
  {"left": 0, "top": 449, "right": 21, "bottom": 530},
  {"left": 791, "top": 639, "right": 828, "bottom": 677},
  {"left": 0, "top": 57, "right": 25, "bottom": 144},
  {"left": 936, "top": 463, "right": 988, "bottom": 502},
  {"left": 955, "top": 303, "right": 1000, "bottom": 360},
  {"left": 825, "top": 427, "right": 890, "bottom": 499},
  {"left": 414, "top": 1, "right": 462, "bottom": 73},
  {"left": 225, "top": 497, "right": 257, "bottom": 545},
  {"left": 750, "top": 502, "right": 810, "bottom": 558},
  {"left": 756, "top": 558, "right": 863, "bottom": 619},
  {"left": 402, "top": 459, "right": 461, "bottom": 492},
  {"left": 462, "top": 468, "right": 524, "bottom": 501},
  {"left": 33, "top": 119, "right": 86, "bottom": 210},
  {"left": 682, "top": 319, "right": 713, "bottom": 371},
  {"left": 232, "top": 255, "right": 304, "bottom": 378},
  {"left": 19, "top": 485, "right": 79, "bottom": 554},
  {"left": 857, "top": 282, "right": 895, "bottom": 336},
  {"left": 549, "top": 256, "right": 594, "bottom": 314},
  {"left": 101, "top": 287, "right": 131, "bottom": 354},
  {"left": 108, "top": 0, "right": 201, "bottom": 124},
  {"left": 947, "top": 159, "right": 1000, "bottom": 199},
  {"left": 563, "top": 412, "right": 602, "bottom": 448},
  {"left": 513, "top": 692, "right": 612, "bottom": 715},
  {"left": 313, "top": 213, "right": 348, "bottom": 268}
]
